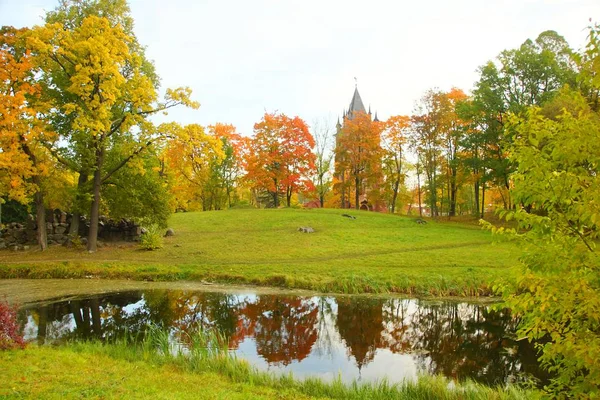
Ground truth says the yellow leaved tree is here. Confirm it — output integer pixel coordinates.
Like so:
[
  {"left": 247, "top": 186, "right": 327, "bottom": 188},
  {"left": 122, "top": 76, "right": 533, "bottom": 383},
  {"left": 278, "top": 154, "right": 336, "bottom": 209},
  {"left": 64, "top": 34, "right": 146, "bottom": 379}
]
[
  {"left": 0, "top": 27, "right": 55, "bottom": 250},
  {"left": 28, "top": 2, "right": 198, "bottom": 251}
]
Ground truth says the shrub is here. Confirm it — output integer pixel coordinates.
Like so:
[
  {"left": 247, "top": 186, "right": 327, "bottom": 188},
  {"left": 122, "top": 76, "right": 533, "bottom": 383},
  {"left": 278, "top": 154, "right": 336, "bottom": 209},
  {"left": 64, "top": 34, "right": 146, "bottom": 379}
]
[
  {"left": 139, "top": 225, "right": 164, "bottom": 250},
  {"left": 0, "top": 300, "right": 26, "bottom": 350}
]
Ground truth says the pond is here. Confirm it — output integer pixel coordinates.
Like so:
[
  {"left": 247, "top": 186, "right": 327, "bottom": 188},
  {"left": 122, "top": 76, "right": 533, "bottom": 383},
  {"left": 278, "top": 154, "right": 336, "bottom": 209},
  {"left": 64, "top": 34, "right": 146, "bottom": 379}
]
[{"left": 13, "top": 283, "right": 547, "bottom": 386}]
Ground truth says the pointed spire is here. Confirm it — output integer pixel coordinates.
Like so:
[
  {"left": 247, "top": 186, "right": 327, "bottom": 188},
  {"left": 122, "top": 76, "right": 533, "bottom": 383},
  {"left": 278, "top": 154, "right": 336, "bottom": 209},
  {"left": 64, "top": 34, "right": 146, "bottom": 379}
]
[
  {"left": 336, "top": 117, "right": 341, "bottom": 128},
  {"left": 374, "top": 111, "right": 379, "bottom": 122},
  {"left": 348, "top": 87, "right": 366, "bottom": 117},
  {"left": 368, "top": 105, "right": 372, "bottom": 115}
]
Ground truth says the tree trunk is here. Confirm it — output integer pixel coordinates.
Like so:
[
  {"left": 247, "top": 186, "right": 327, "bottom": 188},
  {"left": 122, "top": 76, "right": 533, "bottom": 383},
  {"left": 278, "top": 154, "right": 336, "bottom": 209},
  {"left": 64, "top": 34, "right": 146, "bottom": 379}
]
[
  {"left": 286, "top": 186, "right": 292, "bottom": 207},
  {"left": 449, "top": 174, "right": 457, "bottom": 217},
  {"left": 474, "top": 180, "right": 480, "bottom": 217},
  {"left": 417, "top": 169, "right": 422, "bottom": 217},
  {"left": 340, "top": 173, "right": 345, "bottom": 209},
  {"left": 354, "top": 175, "right": 360, "bottom": 210},
  {"left": 87, "top": 147, "right": 105, "bottom": 252},
  {"left": 481, "top": 184, "right": 486, "bottom": 219},
  {"left": 319, "top": 173, "right": 325, "bottom": 208},
  {"left": 69, "top": 173, "right": 88, "bottom": 236},
  {"left": 391, "top": 178, "right": 399, "bottom": 214}
]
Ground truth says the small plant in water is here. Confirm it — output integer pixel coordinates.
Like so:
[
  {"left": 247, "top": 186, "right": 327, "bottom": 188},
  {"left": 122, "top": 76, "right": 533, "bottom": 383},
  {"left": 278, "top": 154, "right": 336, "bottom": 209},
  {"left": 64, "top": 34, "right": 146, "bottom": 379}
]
[
  {"left": 0, "top": 300, "right": 26, "bottom": 350},
  {"left": 139, "top": 225, "right": 164, "bottom": 250}
]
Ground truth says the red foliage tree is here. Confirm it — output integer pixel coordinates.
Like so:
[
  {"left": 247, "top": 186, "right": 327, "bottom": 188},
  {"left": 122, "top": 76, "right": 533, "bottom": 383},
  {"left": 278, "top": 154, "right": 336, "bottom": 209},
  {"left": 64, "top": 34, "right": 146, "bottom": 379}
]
[{"left": 245, "top": 113, "right": 316, "bottom": 207}]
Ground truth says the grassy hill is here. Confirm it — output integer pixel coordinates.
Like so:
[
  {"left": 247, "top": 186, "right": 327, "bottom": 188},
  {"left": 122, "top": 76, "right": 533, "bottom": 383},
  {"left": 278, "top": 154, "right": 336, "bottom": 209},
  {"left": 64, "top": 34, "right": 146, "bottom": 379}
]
[{"left": 0, "top": 208, "right": 520, "bottom": 296}]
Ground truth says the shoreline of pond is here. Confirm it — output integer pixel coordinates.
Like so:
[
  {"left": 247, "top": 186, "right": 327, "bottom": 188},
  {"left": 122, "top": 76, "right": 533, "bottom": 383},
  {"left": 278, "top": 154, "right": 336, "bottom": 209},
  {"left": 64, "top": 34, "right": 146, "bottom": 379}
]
[{"left": 0, "top": 279, "right": 502, "bottom": 306}]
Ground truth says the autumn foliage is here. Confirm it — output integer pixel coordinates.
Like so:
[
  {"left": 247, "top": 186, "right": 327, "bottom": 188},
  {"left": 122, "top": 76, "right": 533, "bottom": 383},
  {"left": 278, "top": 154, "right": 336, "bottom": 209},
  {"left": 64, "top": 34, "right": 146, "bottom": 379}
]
[
  {"left": 0, "top": 301, "right": 26, "bottom": 350},
  {"left": 334, "top": 111, "right": 382, "bottom": 209},
  {"left": 245, "top": 113, "right": 316, "bottom": 207}
]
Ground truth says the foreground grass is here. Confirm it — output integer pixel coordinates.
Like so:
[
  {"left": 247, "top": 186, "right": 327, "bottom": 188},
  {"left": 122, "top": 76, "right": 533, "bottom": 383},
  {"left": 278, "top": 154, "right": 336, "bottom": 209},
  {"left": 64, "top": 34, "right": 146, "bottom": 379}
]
[
  {"left": 0, "top": 209, "right": 520, "bottom": 296},
  {"left": 0, "top": 329, "right": 537, "bottom": 400}
]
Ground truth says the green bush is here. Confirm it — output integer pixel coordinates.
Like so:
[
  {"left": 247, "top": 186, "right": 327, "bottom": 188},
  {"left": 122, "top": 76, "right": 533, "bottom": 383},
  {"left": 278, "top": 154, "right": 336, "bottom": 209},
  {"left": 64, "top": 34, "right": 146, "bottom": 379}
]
[{"left": 139, "top": 225, "right": 164, "bottom": 250}]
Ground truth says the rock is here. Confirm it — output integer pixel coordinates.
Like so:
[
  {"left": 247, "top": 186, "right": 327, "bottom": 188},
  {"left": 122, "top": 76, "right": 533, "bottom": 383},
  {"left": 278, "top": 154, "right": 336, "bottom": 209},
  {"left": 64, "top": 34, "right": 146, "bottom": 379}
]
[
  {"left": 164, "top": 228, "right": 175, "bottom": 237},
  {"left": 26, "top": 214, "right": 36, "bottom": 230},
  {"left": 11, "top": 245, "right": 19, "bottom": 251},
  {"left": 55, "top": 226, "right": 67, "bottom": 235},
  {"left": 54, "top": 234, "right": 67, "bottom": 244},
  {"left": 80, "top": 237, "right": 88, "bottom": 245},
  {"left": 341, "top": 214, "right": 356, "bottom": 220},
  {"left": 415, "top": 218, "right": 427, "bottom": 225},
  {"left": 96, "top": 241, "right": 105, "bottom": 248},
  {"left": 59, "top": 211, "right": 67, "bottom": 224},
  {"left": 298, "top": 226, "right": 315, "bottom": 233},
  {"left": 21, "top": 245, "right": 30, "bottom": 251},
  {"left": 0, "top": 241, "right": 6, "bottom": 250}
]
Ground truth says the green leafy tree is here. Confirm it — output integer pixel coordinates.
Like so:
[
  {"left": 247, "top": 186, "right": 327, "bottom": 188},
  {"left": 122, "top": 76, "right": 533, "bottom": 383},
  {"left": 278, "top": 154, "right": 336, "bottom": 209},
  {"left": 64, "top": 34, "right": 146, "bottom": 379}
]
[{"left": 492, "top": 86, "right": 600, "bottom": 397}]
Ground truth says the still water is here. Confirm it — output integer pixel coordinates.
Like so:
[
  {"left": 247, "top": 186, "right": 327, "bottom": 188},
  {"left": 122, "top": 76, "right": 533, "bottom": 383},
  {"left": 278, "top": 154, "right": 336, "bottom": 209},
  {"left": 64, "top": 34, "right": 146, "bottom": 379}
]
[{"left": 18, "top": 289, "right": 546, "bottom": 386}]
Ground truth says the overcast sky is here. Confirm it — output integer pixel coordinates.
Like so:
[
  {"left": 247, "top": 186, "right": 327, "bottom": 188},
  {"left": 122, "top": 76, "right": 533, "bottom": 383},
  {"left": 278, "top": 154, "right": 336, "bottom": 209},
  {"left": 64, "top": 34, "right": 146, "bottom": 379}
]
[{"left": 0, "top": 0, "right": 597, "bottom": 136}]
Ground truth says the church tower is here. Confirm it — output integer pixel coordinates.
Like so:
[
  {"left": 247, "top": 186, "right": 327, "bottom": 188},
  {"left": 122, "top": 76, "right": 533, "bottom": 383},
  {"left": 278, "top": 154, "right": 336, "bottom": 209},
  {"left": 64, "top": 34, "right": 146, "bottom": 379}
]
[{"left": 334, "top": 84, "right": 380, "bottom": 209}]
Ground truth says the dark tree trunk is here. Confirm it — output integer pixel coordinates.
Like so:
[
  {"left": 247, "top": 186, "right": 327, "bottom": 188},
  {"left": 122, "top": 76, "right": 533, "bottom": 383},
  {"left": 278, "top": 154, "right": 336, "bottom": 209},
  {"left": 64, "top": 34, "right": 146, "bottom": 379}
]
[
  {"left": 449, "top": 174, "right": 457, "bottom": 217},
  {"left": 481, "top": 184, "right": 486, "bottom": 219},
  {"left": 417, "top": 170, "right": 422, "bottom": 217},
  {"left": 87, "top": 147, "right": 105, "bottom": 252},
  {"left": 391, "top": 178, "right": 399, "bottom": 214},
  {"left": 474, "top": 180, "right": 480, "bottom": 217},
  {"left": 318, "top": 173, "right": 325, "bottom": 208}
]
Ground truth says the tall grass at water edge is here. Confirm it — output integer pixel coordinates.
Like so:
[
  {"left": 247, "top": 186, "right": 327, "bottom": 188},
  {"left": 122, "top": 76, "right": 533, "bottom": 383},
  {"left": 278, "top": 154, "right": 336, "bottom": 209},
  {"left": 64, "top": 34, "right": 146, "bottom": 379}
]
[{"left": 71, "top": 324, "right": 536, "bottom": 400}]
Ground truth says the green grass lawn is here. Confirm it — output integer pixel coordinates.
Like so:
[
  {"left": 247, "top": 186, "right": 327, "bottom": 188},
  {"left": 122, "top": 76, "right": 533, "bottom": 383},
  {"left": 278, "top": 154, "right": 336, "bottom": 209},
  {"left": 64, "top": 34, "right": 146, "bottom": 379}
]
[
  {"left": 0, "top": 209, "right": 520, "bottom": 296},
  {"left": 0, "top": 338, "right": 535, "bottom": 400}
]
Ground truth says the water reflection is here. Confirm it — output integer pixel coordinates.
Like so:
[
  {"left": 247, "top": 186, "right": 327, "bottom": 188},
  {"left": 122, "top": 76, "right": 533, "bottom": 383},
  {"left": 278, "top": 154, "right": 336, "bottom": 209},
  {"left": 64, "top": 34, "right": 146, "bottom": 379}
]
[{"left": 19, "top": 290, "right": 547, "bottom": 386}]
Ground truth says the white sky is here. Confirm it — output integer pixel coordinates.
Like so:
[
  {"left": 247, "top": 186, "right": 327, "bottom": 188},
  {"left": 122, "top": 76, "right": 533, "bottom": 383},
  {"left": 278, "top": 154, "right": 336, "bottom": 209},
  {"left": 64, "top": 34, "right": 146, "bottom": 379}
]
[{"left": 0, "top": 0, "right": 597, "bottom": 136}]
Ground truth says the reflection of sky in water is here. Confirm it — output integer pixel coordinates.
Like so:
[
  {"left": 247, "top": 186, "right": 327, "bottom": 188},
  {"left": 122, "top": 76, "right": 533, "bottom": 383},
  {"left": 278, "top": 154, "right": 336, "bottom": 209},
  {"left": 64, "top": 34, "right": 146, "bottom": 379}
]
[
  {"left": 18, "top": 290, "right": 544, "bottom": 386},
  {"left": 235, "top": 337, "right": 418, "bottom": 384}
]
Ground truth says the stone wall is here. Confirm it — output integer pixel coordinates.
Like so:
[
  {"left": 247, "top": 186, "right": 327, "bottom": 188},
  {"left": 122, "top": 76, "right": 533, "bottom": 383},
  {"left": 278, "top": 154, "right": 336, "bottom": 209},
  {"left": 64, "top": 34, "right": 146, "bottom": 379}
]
[{"left": 0, "top": 209, "right": 142, "bottom": 250}]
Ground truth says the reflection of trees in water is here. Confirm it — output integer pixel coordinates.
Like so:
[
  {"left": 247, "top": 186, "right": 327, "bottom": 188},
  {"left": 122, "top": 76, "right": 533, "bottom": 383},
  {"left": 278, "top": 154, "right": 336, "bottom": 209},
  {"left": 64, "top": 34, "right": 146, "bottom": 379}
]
[
  {"left": 336, "top": 297, "right": 385, "bottom": 369},
  {"left": 239, "top": 296, "right": 319, "bottom": 366},
  {"left": 380, "top": 300, "right": 545, "bottom": 386},
  {"left": 24, "top": 293, "right": 144, "bottom": 344},
  {"left": 313, "top": 297, "right": 338, "bottom": 357},
  {"left": 20, "top": 291, "right": 546, "bottom": 385}
]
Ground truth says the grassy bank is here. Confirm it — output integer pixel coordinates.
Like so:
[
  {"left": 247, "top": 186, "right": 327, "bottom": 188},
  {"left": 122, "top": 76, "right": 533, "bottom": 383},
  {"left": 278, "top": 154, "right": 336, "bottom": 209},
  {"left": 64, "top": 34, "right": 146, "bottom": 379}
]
[
  {"left": 0, "top": 209, "right": 520, "bottom": 296},
  {"left": 0, "top": 328, "right": 536, "bottom": 400}
]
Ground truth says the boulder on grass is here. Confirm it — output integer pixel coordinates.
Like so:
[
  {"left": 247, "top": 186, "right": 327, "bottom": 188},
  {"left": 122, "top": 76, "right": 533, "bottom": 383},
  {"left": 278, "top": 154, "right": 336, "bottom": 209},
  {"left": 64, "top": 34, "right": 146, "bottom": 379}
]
[
  {"left": 298, "top": 226, "right": 315, "bottom": 233},
  {"left": 164, "top": 228, "right": 175, "bottom": 237}
]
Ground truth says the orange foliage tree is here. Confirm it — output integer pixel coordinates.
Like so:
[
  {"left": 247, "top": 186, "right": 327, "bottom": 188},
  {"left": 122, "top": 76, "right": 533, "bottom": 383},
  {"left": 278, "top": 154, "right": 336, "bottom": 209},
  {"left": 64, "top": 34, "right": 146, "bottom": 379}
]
[
  {"left": 334, "top": 111, "right": 382, "bottom": 209},
  {"left": 0, "top": 27, "right": 55, "bottom": 250},
  {"left": 207, "top": 123, "right": 244, "bottom": 208},
  {"left": 245, "top": 113, "right": 316, "bottom": 207},
  {"left": 164, "top": 124, "right": 224, "bottom": 211},
  {"left": 381, "top": 115, "right": 410, "bottom": 213}
]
